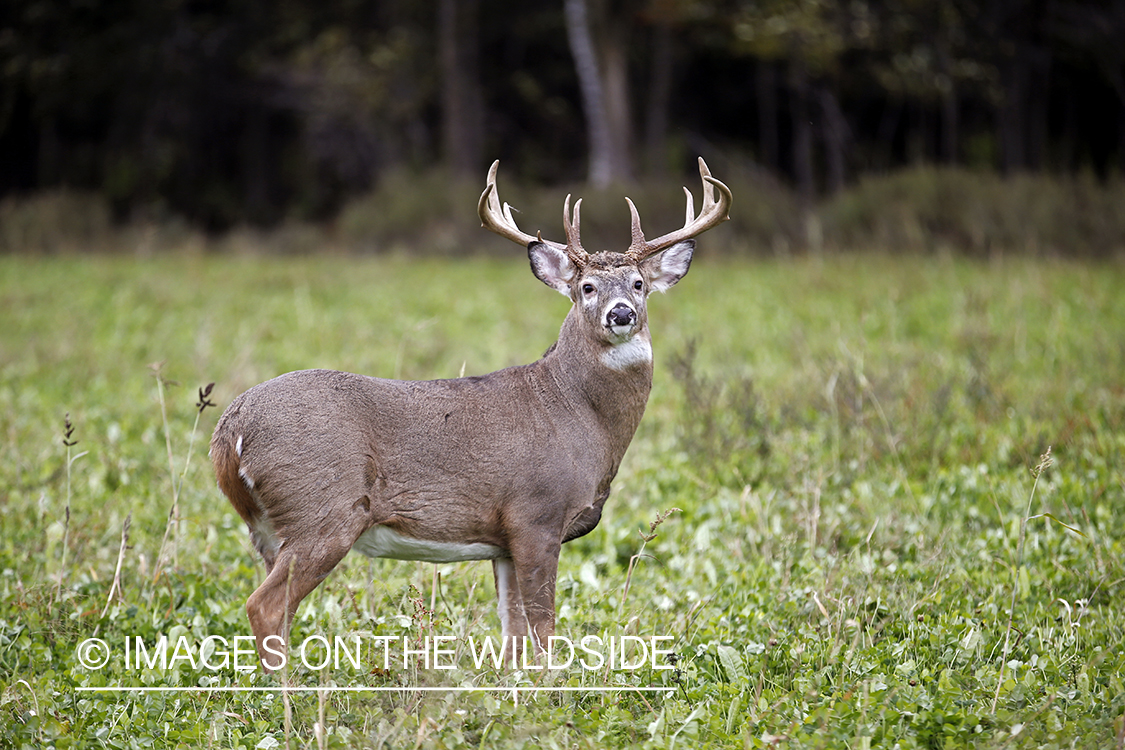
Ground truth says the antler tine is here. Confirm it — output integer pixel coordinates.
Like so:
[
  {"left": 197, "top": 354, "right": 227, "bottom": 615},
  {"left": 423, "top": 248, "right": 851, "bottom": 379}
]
[
  {"left": 478, "top": 160, "right": 566, "bottom": 251},
  {"left": 562, "top": 195, "right": 589, "bottom": 268},
  {"left": 625, "top": 197, "right": 646, "bottom": 252},
  {"left": 699, "top": 157, "right": 716, "bottom": 207},
  {"left": 626, "top": 156, "right": 732, "bottom": 262}
]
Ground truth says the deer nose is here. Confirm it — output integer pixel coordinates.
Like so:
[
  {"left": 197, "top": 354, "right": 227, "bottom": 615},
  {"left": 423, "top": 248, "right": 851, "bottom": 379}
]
[{"left": 607, "top": 304, "right": 636, "bottom": 328}]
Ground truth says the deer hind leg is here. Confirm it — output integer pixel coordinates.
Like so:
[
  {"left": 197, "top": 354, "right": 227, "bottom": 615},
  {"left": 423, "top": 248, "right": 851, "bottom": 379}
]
[{"left": 245, "top": 522, "right": 364, "bottom": 671}]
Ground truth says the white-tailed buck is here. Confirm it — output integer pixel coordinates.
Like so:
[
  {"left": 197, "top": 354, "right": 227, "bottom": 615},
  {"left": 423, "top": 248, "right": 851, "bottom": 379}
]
[{"left": 211, "top": 158, "right": 732, "bottom": 669}]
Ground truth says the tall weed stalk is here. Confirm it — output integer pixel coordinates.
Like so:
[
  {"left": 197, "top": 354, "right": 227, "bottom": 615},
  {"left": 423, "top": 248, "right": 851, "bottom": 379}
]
[
  {"left": 152, "top": 361, "right": 215, "bottom": 582},
  {"left": 992, "top": 446, "right": 1052, "bottom": 713},
  {"left": 620, "top": 508, "right": 681, "bottom": 610},
  {"left": 52, "top": 414, "right": 87, "bottom": 605}
]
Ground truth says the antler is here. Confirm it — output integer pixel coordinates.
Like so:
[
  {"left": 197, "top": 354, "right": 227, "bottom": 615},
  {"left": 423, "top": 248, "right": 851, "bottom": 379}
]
[
  {"left": 478, "top": 160, "right": 588, "bottom": 268},
  {"left": 624, "top": 157, "right": 733, "bottom": 261},
  {"left": 480, "top": 158, "right": 729, "bottom": 267}
]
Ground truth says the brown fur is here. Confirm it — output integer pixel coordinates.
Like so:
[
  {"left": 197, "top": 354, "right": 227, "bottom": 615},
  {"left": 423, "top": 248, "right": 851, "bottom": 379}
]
[{"left": 210, "top": 423, "right": 257, "bottom": 526}]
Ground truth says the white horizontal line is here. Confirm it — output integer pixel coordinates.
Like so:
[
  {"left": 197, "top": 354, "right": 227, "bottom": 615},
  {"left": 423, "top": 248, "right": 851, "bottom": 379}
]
[{"left": 74, "top": 686, "right": 675, "bottom": 695}]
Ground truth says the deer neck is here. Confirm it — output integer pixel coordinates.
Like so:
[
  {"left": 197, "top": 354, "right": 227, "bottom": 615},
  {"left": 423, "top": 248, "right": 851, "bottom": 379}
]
[{"left": 545, "top": 309, "right": 654, "bottom": 444}]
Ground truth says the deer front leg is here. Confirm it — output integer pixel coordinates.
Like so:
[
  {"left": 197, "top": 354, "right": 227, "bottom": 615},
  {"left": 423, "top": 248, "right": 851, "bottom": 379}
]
[
  {"left": 495, "top": 535, "right": 561, "bottom": 664},
  {"left": 492, "top": 558, "right": 521, "bottom": 646}
]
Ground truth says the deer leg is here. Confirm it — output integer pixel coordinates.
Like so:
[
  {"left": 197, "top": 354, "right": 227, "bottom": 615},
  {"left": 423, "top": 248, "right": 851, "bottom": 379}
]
[
  {"left": 492, "top": 557, "right": 523, "bottom": 647},
  {"left": 506, "top": 537, "right": 562, "bottom": 662},
  {"left": 245, "top": 533, "right": 357, "bottom": 671}
]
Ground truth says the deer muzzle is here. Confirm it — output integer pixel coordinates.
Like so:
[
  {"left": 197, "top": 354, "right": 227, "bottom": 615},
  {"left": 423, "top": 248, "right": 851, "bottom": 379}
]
[{"left": 606, "top": 303, "right": 637, "bottom": 331}]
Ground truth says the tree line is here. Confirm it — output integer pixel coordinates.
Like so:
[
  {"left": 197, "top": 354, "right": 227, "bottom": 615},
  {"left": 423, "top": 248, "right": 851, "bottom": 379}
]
[{"left": 2, "top": 0, "right": 1123, "bottom": 231}]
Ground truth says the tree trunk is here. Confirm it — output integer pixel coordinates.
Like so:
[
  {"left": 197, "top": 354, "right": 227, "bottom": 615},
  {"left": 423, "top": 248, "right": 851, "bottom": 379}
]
[
  {"left": 1026, "top": 48, "right": 1050, "bottom": 170},
  {"left": 564, "top": 0, "right": 631, "bottom": 186},
  {"left": 37, "top": 119, "right": 60, "bottom": 188},
  {"left": 937, "top": 43, "right": 958, "bottom": 164},
  {"left": 1119, "top": 104, "right": 1125, "bottom": 175},
  {"left": 601, "top": 23, "right": 634, "bottom": 183},
  {"left": 789, "top": 55, "right": 814, "bottom": 206},
  {"left": 907, "top": 102, "right": 928, "bottom": 164},
  {"left": 241, "top": 106, "right": 272, "bottom": 223},
  {"left": 756, "top": 60, "right": 779, "bottom": 172},
  {"left": 819, "top": 85, "right": 848, "bottom": 194},
  {"left": 997, "top": 51, "right": 1027, "bottom": 172},
  {"left": 875, "top": 97, "right": 903, "bottom": 171},
  {"left": 438, "top": 0, "right": 484, "bottom": 178},
  {"left": 644, "top": 19, "right": 674, "bottom": 176},
  {"left": 941, "top": 90, "right": 959, "bottom": 164}
]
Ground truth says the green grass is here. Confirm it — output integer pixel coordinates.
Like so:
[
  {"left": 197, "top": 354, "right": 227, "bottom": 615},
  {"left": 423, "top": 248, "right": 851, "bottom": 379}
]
[{"left": 1, "top": 252, "right": 1123, "bottom": 748}]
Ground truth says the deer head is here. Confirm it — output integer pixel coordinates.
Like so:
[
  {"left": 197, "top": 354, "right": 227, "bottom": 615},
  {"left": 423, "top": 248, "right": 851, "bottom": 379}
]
[{"left": 478, "top": 157, "right": 731, "bottom": 368}]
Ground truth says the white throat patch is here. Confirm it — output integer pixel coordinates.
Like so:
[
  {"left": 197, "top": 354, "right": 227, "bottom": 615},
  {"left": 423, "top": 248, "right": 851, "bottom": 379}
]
[{"left": 601, "top": 336, "right": 652, "bottom": 371}]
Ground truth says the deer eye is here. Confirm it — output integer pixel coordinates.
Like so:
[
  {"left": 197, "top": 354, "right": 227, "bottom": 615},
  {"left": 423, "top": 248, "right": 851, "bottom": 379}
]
[
  {"left": 583, "top": 283, "right": 595, "bottom": 295},
  {"left": 634, "top": 280, "right": 644, "bottom": 290}
]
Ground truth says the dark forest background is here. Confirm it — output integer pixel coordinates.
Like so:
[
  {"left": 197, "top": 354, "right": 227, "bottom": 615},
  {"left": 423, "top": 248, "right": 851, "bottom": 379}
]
[{"left": 1, "top": 0, "right": 1124, "bottom": 253}]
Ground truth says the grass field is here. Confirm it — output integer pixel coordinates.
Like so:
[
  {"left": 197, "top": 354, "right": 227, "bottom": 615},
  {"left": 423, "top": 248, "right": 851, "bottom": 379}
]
[{"left": 1, "top": 251, "right": 1123, "bottom": 748}]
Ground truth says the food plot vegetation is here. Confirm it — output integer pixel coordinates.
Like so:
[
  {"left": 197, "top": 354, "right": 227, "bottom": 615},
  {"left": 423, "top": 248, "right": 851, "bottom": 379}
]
[{"left": 1, "top": 253, "right": 1123, "bottom": 748}]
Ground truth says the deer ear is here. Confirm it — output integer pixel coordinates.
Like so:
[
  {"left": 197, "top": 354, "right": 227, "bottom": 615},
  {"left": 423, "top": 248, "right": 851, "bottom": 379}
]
[
  {"left": 640, "top": 240, "right": 694, "bottom": 293},
  {"left": 528, "top": 241, "right": 577, "bottom": 296}
]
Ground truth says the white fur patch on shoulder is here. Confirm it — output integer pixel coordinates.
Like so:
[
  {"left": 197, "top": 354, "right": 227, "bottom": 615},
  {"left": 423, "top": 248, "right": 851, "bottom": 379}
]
[
  {"left": 601, "top": 336, "right": 652, "bottom": 371},
  {"left": 352, "top": 525, "right": 505, "bottom": 563}
]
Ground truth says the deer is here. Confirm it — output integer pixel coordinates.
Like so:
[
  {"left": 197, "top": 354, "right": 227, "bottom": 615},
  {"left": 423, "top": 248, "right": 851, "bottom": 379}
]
[{"left": 210, "top": 157, "right": 732, "bottom": 670}]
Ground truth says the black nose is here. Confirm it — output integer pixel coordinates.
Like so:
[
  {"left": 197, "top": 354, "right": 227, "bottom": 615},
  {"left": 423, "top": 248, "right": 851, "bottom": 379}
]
[{"left": 607, "top": 304, "right": 636, "bottom": 327}]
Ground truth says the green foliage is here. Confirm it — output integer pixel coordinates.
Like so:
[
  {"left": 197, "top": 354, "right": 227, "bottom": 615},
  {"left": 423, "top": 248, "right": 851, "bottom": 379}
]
[
  {"left": 0, "top": 190, "right": 113, "bottom": 254},
  {"left": 1, "top": 253, "right": 1123, "bottom": 747},
  {"left": 336, "top": 169, "right": 488, "bottom": 254},
  {"left": 820, "top": 167, "right": 1125, "bottom": 257},
  {"left": 7, "top": 168, "right": 1124, "bottom": 259}
]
